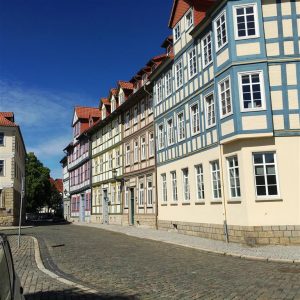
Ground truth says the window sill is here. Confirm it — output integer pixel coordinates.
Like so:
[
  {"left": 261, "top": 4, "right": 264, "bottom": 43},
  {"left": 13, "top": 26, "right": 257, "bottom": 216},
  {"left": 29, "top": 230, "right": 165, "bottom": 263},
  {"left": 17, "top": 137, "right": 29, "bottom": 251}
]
[
  {"left": 182, "top": 202, "right": 190, "bottom": 205},
  {"left": 170, "top": 203, "right": 178, "bottom": 206},
  {"left": 235, "top": 34, "right": 260, "bottom": 41},
  {"left": 202, "top": 61, "right": 213, "bottom": 70},
  {"left": 227, "top": 199, "right": 242, "bottom": 204},
  {"left": 146, "top": 206, "right": 153, "bottom": 209},
  {"left": 161, "top": 203, "right": 168, "bottom": 206},
  {"left": 210, "top": 200, "right": 222, "bottom": 204},
  {"left": 215, "top": 42, "right": 228, "bottom": 54},
  {"left": 195, "top": 201, "right": 205, "bottom": 205},
  {"left": 255, "top": 198, "right": 283, "bottom": 202}
]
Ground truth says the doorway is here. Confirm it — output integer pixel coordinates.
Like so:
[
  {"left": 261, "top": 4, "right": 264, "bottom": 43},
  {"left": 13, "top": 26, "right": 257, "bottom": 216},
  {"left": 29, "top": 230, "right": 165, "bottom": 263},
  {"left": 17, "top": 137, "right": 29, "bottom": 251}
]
[
  {"left": 80, "top": 193, "right": 85, "bottom": 222},
  {"left": 102, "top": 189, "right": 109, "bottom": 224},
  {"left": 130, "top": 188, "right": 135, "bottom": 225}
]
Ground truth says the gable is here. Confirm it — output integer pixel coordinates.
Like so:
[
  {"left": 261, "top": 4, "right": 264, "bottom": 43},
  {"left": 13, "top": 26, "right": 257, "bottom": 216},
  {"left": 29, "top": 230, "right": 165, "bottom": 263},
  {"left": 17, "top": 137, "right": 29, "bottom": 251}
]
[
  {"left": 72, "top": 111, "right": 78, "bottom": 126},
  {"left": 169, "top": 0, "right": 191, "bottom": 28}
]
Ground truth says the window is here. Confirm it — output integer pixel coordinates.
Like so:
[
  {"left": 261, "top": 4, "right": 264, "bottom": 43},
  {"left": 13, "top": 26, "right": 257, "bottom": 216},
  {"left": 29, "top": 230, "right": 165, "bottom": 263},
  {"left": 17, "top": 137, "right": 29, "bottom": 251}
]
[
  {"left": 111, "top": 186, "right": 115, "bottom": 204},
  {"left": 134, "top": 140, "right": 139, "bottom": 163},
  {"left": 147, "top": 180, "right": 153, "bottom": 206},
  {"left": 186, "top": 9, "right": 193, "bottom": 29},
  {"left": 201, "top": 32, "right": 212, "bottom": 68},
  {"left": 165, "top": 71, "right": 172, "bottom": 96},
  {"left": 108, "top": 124, "right": 112, "bottom": 139},
  {"left": 99, "top": 158, "right": 103, "bottom": 173},
  {"left": 141, "top": 100, "right": 145, "bottom": 119},
  {"left": 126, "top": 144, "right": 130, "bottom": 166},
  {"left": 205, "top": 93, "right": 216, "bottom": 128},
  {"left": 215, "top": 11, "right": 227, "bottom": 50},
  {"left": 115, "top": 120, "right": 119, "bottom": 134},
  {"left": 133, "top": 106, "right": 138, "bottom": 124},
  {"left": 188, "top": 47, "right": 197, "bottom": 78},
  {"left": 142, "top": 73, "right": 148, "bottom": 85},
  {"left": 211, "top": 161, "right": 221, "bottom": 199},
  {"left": 253, "top": 153, "right": 279, "bottom": 197},
  {"left": 0, "top": 160, "right": 4, "bottom": 176},
  {"left": 117, "top": 184, "right": 121, "bottom": 204},
  {"left": 175, "top": 60, "right": 183, "bottom": 89},
  {"left": 149, "top": 132, "right": 154, "bottom": 157},
  {"left": 125, "top": 111, "right": 130, "bottom": 129},
  {"left": 219, "top": 77, "right": 232, "bottom": 117},
  {"left": 156, "top": 79, "right": 163, "bottom": 103},
  {"left": 116, "top": 150, "right": 120, "bottom": 167},
  {"left": 141, "top": 137, "right": 146, "bottom": 160},
  {"left": 0, "top": 133, "right": 3, "bottom": 145},
  {"left": 239, "top": 71, "right": 264, "bottom": 111},
  {"left": 111, "top": 98, "right": 116, "bottom": 112},
  {"left": 125, "top": 187, "right": 129, "bottom": 207},
  {"left": 227, "top": 156, "right": 241, "bottom": 198},
  {"left": 190, "top": 104, "right": 200, "bottom": 134},
  {"left": 148, "top": 97, "right": 153, "bottom": 114},
  {"left": 234, "top": 4, "right": 259, "bottom": 39},
  {"left": 167, "top": 119, "right": 175, "bottom": 145},
  {"left": 139, "top": 182, "right": 144, "bottom": 207},
  {"left": 162, "top": 174, "right": 167, "bottom": 203},
  {"left": 119, "top": 92, "right": 125, "bottom": 104},
  {"left": 171, "top": 171, "right": 178, "bottom": 202},
  {"left": 108, "top": 153, "right": 113, "bottom": 169},
  {"left": 182, "top": 168, "right": 190, "bottom": 201},
  {"left": 177, "top": 112, "right": 185, "bottom": 141},
  {"left": 158, "top": 124, "right": 164, "bottom": 150},
  {"left": 195, "top": 165, "right": 205, "bottom": 200},
  {"left": 174, "top": 23, "right": 181, "bottom": 41}
]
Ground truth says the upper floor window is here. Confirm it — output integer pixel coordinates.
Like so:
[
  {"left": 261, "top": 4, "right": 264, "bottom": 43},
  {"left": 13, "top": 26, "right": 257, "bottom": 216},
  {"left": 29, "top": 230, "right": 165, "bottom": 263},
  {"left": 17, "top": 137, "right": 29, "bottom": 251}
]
[
  {"left": 238, "top": 71, "right": 265, "bottom": 111},
  {"left": 148, "top": 97, "right": 153, "bottom": 114},
  {"left": 134, "top": 140, "right": 139, "bottom": 163},
  {"left": 174, "top": 23, "right": 181, "bottom": 42},
  {"left": 108, "top": 153, "right": 113, "bottom": 169},
  {"left": 133, "top": 105, "right": 138, "bottom": 124},
  {"left": 218, "top": 77, "right": 232, "bottom": 117},
  {"left": 177, "top": 112, "right": 185, "bottom": 141},
  {"left": 102, "top": 108, "right": 106, "bottom": 120},
  {"left": 114, "top": 119, "right": 119, "bottom": 134},
  {"left": 190, "top": 104, "right": 200, "bottom": 135},
  {"left": 139, "top": 182, "right": 144, "bottom": 207},
  {"left": 175, "top": 60, "right": 183, "bottom": 89},
  {"left": 111, "top": 186, "right": 115, "bottom": 204},
  {"left": 156, "top": 79, "right": 163, "bottom": 104},
  {"left": 205, "top": 93, "right": 216, "bottom": 128},
  {"left": 141, "top": 100, "right": 145, "bottom": 119},
  {"left": 158, "top": 124, "right": 164, "bottom": 150},
  {"left": 215, "top": 11, "right": 227, "bottom": 51},
  {"left": 201, "top": 32, "right": 212, "bottom": 68},
  {"left": 234, "top": 4, "right": 259, "bottom": 40},
  {"left": 167, "top": 118, "right": 175, "bottom": 146},
  {"left": 126, "top": 144, "right": 131, "bottom": 166},
  {"left": 141, "top": 136, "right": 146, "bottom": 160},
  {"left": 188, "top": 47, "right": 197, "bottom": 78},
  {"left": 186, "top": 9, "right": 193, "bottom": 29},
  {"left": 115, "top": 150, "right": 120, "bottom": 167},
  {"left": 253, "top": 152, "right": 279, "bottom": 197},
  {"left": 0, "top": 133, "right": 4, "bottom": 146},
  {"left": 0, "top": 160, "right": 4, "bottom": 176},
  {"left": 125, "top": 111, "right": 130, "bottom": 129},
  {"left": 165, "top": 71, "right": 172, "bottom": 97},
  {"left": 149, "top": 132, "right": 154, "bottom": 157}
]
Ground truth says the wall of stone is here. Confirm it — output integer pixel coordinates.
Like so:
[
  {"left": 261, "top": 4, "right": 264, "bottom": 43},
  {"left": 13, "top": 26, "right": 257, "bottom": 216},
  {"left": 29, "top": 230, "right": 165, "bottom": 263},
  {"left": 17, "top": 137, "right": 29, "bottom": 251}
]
[{"left": 135, "top": 214, "right": 156, "bottom": 228}]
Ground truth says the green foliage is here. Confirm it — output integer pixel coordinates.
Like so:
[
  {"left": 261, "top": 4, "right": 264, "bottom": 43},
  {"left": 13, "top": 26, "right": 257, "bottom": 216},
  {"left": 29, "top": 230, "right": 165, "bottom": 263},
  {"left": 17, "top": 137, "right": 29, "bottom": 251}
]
[{"left": 25, "top": 152, "right": 51, "bottom": 213}]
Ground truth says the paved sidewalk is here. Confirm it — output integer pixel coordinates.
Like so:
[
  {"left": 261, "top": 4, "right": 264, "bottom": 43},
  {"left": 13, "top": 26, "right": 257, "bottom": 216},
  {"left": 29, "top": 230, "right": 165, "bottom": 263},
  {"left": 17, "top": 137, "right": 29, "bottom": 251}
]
[{"left": 73, "top": 222, "right": 300, "bottom": 263}]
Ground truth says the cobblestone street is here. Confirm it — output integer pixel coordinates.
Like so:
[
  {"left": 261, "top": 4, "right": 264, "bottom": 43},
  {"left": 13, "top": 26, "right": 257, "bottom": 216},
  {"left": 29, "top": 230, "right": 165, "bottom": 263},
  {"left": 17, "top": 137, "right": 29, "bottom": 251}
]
[{"left": 4, "top": 224, "right": 300, "bottom": 299}]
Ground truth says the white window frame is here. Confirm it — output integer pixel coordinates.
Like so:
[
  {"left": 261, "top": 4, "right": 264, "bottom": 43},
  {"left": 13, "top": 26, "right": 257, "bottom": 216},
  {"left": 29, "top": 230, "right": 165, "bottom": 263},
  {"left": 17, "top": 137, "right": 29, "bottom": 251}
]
[
  {"left": 210, "top": 160, "right": 222, "bottom": 200},
  {"left": 134, "top": 140, "right": 139, "bottom": 163},
  {"left": 139, "top": 181, "right": 144, "bottom": 207},
  {"left": 167, "top": 118, "right": 175, "bottom": 146},
  {"left": 161, "top": 174, "right": 167, "bottom": 203},
  {"left": 111, "top": 186, "right": 115, "bottom": 204},
  {"left": 125, "top": 187, "right": 129, "bottom": 208},
  {"left": 156, "top": 79, "right": 163, "bottom": 104},
  {"left": 253, "top": 152, "right": 280, "bottom": 199},
  {"left": 188, "top": 46, "right": 197, "bottom": 79},
  {"left": 133, "top": 105, "right": 138, "bottom": 124},
  {"left": 141, "top": 100, "right": 145, "bottom": 119},
  {"left": 227, "top": 156, "right": 241, "bottom": 199},
  {"left": 149, "top": 132, "right": 154, "bottom": 158},
  {"left": 195, "top": 164, "right": 205, "bottom": 201},
  {"left": 174, "top": 23, "right": 181, "bottom": 42},
  {"left": 108, "top": 153, "right": 113, "bottom": 169},
  {"left": 214, "top": 10, "right": 228, "bottom": 52},
  {"left": 158, "top": 123, "right": 164, "bottom": 150},
  {"left": 175, "top": 59, "right": 183, "bottom": 89},
  {"left": 111, "top": 98, "right": 116, "bottom": 112},
  {"left": 204, "top": 92, "right": 216, "bottom": 128},
  {"left": 0, "top": 160, "right": 4, "bottom": 176},
  {"left": 125, "top": 111, "right": 130, "bottom": 129},
  {"left": 238, "top": 70, "right": 266, "bottom": 112},
  {"left": 171, "top": 171, "right": 178, "bottom": 202},
  {"left": 233, "top": 3, "right": 260, "bottom": 40},
  {"left": 115, "top": 150, "right": 120, "bottom": 167},
  {"left": 218, "top": 76, "right": 232, "bottom": 118},
  {"left": 165, "top": 71, "right": 172, "bottom": 97},
  {"left": 141, "top": 136, "right": 146, "bottom": 160},
  {"left": 126, "top": 144, "right": 130, "bottom": 166},
  {"left": 147, "top": 180, "right": 153, "bottom": 207},
  {"left": 185, "top": 8, "right": 194, "bottom": 30},
  {"left": 148, "top": 97, "right": 153, "bottom": 114},
  {"left": 190, "top": 103, "right": 200, "bottom": 135},
  {"left": 177, "top": 112, "right": 185, "bottom": 142},
  {"left": 201, "top": 32, "right": 213, "bottom": 68},
  {"left": 182, "top": 168, "right": 190, "bottom": 201}
]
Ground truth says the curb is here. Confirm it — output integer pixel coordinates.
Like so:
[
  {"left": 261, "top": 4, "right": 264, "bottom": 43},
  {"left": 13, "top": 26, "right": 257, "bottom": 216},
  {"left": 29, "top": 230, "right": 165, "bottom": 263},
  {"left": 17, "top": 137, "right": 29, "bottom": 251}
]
[
  {"left": 73, "top": 223, "right": 299, "bottom": 265},
  {"left": 0, "top": 226, "right": 33, "bottom": 230},
  {"left": 31, "top": 236, "right": 99, "bottom": 294}
]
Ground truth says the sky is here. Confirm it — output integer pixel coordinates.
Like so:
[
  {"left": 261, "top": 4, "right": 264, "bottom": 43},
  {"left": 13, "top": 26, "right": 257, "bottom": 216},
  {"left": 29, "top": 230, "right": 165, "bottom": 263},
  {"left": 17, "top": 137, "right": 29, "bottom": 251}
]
[{"left": 0, "top": 0, "right": 172, "bottom": 179}]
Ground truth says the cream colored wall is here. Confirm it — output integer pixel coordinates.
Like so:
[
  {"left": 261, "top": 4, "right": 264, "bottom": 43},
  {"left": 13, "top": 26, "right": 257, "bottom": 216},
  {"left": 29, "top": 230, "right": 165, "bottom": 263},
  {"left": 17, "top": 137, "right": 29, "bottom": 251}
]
[{"left": 236, "top": 42, "right": 261, "bottom": 56}]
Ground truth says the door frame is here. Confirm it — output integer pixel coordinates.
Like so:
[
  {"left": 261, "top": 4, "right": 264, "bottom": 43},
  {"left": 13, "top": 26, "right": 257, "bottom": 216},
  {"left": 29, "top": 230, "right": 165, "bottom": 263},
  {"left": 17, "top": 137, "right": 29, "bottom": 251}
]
[
  {"left": 102, "top": 189, "right": 109, "bottom": 224},
  {"left": 130, "top": 188, "right": 135, "bottom": 225}
]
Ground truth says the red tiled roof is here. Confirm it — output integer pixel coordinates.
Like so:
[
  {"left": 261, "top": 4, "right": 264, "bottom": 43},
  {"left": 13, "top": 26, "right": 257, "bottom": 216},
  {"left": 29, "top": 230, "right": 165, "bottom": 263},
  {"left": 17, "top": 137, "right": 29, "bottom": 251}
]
[
  {"left": 110, "top": 88, "right": 118, "bottom": 96},
  {"left": 0, "top": 113, "right": 17, "bottom": 127},
  {"left": 101, "top": 98, "right": 111, "bottom": 106},
  {"left": 0, "top": 112, "right": 14, "bottom": 118},
  {"left": 75, "top": 106, "right": 101, "bottom": 119},
  {"left": 118, "top": 81, "right": 134, "bottom": 90},
  {"left": 50, "top": 178, "right": 63, "bottom": 193}
]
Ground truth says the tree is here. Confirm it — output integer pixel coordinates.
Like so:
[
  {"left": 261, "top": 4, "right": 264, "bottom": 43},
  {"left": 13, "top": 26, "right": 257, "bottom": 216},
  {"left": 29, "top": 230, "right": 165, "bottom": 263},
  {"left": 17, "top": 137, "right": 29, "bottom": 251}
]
[
  {"left": 25, "top": 152, "right": 51, "bottom": 213},
  {"left": 46, "top": 182, "right": 63, "bottom": 216}
]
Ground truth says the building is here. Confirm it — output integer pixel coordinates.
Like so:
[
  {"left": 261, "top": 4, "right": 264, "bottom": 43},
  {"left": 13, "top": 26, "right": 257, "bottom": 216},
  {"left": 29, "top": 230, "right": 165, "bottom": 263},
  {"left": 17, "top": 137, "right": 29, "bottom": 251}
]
[
  {"left": 152, "top": 0, "right": 300, "bottom": 245},
  {"left": 89, "top": 87, "right": 128, "bottom": 225},
  {"left": 122, "top": 55, "right": 166, "bottom": 228},
  {"left": 60, "top": 156, "right": 70, "bottom": 220},
  {"left": 65, "top": 106, "right": 100, "bottom": 223},
  {"left": 0, "top": 112, "right": 26, "bottom": 226}
]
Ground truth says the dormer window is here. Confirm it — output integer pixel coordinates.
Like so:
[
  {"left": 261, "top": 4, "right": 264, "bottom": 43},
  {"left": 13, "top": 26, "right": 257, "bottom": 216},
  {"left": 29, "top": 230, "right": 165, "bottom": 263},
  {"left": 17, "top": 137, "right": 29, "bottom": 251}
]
[
  {"left": 119, "top": 91, "right": 124, "bottom": 104},
  {"left": 186, "top": 9, "right": 193, "bottom": 29},
  {"left": 102, "top": 107, "right": 106, "bottom": 120},
  {"left": 174, "top": 23, "right": 181, "bottom": 42},
  {"left": 89, "top": 118, "right": 93, "bottom": 127},
  {"left": 167, "top": 45, "right": 172, "bottom": 56},
  {"left": 142, "top": 73, "right": 148, "bottom": 85},
  {"left": 111, "top": 98, "right": 116, "bottom": 112},
  {"left": 73, "top": 122, "right": 80, "bottom": 137}
]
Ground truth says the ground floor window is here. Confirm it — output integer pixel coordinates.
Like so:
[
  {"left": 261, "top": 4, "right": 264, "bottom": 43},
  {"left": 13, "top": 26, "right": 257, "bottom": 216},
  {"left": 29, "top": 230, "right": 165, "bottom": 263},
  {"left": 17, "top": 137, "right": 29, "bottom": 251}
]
[
  {"left": 139, "top": 182, "right": 144, "bottom": 207},
  {"left": 147, "top": 181, "right": 153, "bottom": 206},
  {"left": 125, "top": 187, "right": 129, "bottom": 208},
  {"left": 182, "top": 168, "right": 190, "bottom": 201},
  {"left": 171, "top": 171, "right": 178, "bottom": 202},
  {"left": 161, "top": 174, "right": 167, "bottom": 203},
  {"left": 211, "top": 160, "right": 221, "bottom": 199},
  {"left": 253, "top": 152, "right": 279, "bottom": 197},
  {"left": 195, "top": 164, "right": 205, "bottom": 200},
  {"left": 227, "top": 156, "right": 241, "bottom": 198}
]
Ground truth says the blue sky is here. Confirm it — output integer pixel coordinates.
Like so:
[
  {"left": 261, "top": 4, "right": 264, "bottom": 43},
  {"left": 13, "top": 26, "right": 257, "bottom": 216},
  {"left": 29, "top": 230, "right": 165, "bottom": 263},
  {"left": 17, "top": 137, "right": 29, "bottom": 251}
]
[{"left": 0, "top": 0, "right": 172, "bottom": 178}]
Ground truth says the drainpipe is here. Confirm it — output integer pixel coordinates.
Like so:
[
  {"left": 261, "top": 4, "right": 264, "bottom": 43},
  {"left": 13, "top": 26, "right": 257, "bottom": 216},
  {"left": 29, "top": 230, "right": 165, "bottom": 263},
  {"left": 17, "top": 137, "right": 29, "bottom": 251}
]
[{"left": 219, "top": 142, "right": 229, "bottom": 243}]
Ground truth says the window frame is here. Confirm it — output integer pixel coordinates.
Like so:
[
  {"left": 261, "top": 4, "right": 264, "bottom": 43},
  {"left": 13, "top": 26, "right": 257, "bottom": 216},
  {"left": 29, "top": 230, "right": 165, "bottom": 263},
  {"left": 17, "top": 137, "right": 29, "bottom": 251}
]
[
  {"left": 134, "top": 140, "right": 139, "bottom": 163},
  {"left": 156, "top": 79, "right": 163, "bottom": 104},
  {"left": 161, "top": 173, "right": 167, "bottom": 203},
  {"left": 238, "top": 70, "right": 266, "bottom": 112},
  {"left": 157, "top": 123, "right": 165, "bottom": 150},
  {"left": 141, "top": 136, "right": 146, "bottom": 161},
  {"left": 175, "top": 59, "right": 183, "bottom": 89},
  {"left": 188, "top": 46, "right": 197, "bottom": 79},
  {"left": 201, "top": 32, "right": 213, "bottom": 69},
  {"left": 182, "top": 168, "right": 190, "bottom": 202},
  {"left": 195, "top": 164, "right": 205, "bottom": 201},
  {"left": 149, "top": 132, "right": 154, "bottom": 158},
  {"left": 214, "top": 10, "right": 228, "bottom": 52},
  {"left": 171, "top": 171, "right": 178, "bottom": 202},
  {"left": 190, "top": 102, "right": 200, "bottom": 135},
  {"left": 133, "top": 105, "right": 138, "bottom": 124},
  {"left": 165, "top": 71, "right": 172, "bottom": 97},
  {"left": 0, "top": 160, "right": 4, "bottom": 176},
  {"left": 218, "top": 76, "right": 232, "bottom": 118},
  {"left": 185, "top": 8, "right": 194, "bottom": 30},
  {"left": 177, "top": 111, "right": 186, "bottom": 142},
  {"left": 174, "top": 23, "right": 181, "bottom": 42},
  {"left": 138, "top": 181, "right": 144, "bottom": 207},
  {"left": 210, "top": 160, "right": 222, "bottom": 200},
  {"left": 227, "top": 156, "right": 241, "bottom": 199},
  {"left": 204, "top": 92, "right": 216, "bottom": 129},
  {"left": 167, "top": 118, "right": 175, "bottom": 146},
  {"left": 147, "top": 180, "right": 153, "bottom": 207},
  {"left": 125, "top": 144, "right": 131, "bottom": 166},
  {"left": 233, "top": 3, "right": 260, "bottom": 40}
]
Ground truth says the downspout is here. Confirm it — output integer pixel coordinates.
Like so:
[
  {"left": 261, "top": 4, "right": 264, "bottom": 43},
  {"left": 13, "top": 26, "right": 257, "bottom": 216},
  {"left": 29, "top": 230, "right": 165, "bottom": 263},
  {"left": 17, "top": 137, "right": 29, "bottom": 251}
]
[{"left": 219, "top": 142, "right": 229, "bottom": 243}]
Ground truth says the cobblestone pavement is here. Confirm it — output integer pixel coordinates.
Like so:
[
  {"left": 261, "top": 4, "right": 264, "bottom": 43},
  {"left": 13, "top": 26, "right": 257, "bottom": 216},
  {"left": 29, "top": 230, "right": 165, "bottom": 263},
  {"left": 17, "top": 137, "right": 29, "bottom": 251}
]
[{"left": 3, "top": 224, "right": 300, "bottom": 299}]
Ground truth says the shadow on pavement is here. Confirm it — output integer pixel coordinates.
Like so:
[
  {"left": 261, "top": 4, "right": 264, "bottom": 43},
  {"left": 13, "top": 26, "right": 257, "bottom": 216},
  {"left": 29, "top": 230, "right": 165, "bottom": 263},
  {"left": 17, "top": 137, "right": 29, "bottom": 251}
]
[{"left": 24, "top": 289, "right": 140, "bottom": 300}]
